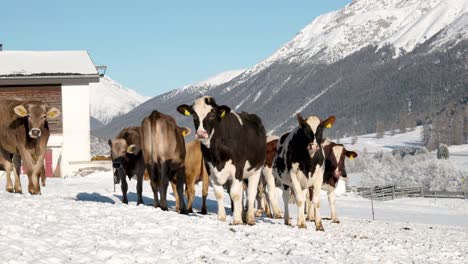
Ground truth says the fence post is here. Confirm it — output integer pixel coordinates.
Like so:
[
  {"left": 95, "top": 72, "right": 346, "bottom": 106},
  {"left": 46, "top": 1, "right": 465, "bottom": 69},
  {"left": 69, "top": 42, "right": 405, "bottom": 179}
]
[
  {"left": 464, "top": 191, "right": 466, "bottom": 200},
  {"left": 392, "top": 185, "right": 396, "bottom": 200},
  {"left": 421, "top": 187, "right": 424, "bottom": 198}
]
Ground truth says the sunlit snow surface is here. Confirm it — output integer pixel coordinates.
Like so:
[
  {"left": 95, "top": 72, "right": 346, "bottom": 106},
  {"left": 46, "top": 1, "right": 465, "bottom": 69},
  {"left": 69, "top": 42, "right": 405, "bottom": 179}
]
[{"left": 1, "top": 172, "right": 467, "bottom": 263}]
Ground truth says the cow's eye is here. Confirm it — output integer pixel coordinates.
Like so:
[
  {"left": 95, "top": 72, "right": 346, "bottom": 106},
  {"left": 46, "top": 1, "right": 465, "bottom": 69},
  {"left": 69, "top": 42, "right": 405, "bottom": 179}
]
[
  {"left": 208, "top": 112, "right": 216, "bottom": 120},
  {"left": 42, "top": 115, "right": 46, "bottom": 119}
]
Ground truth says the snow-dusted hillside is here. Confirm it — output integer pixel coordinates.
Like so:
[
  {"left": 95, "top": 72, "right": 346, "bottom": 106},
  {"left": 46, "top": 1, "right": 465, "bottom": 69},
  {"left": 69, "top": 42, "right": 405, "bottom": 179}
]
[
  {"left": 93, "top": 70, "right": 245, "bottom": 138},
  {"left": 90, "top": 76, "right": 149, "bottom": 125},
  {"left": 247, "top": 0, "right": 468, "bottom": 74}
]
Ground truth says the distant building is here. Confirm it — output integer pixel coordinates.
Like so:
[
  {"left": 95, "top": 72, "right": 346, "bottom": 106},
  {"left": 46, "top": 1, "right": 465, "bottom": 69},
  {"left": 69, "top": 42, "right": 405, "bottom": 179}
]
[{"left": 0, "top": 50, "right": 100, "bottom": 176}]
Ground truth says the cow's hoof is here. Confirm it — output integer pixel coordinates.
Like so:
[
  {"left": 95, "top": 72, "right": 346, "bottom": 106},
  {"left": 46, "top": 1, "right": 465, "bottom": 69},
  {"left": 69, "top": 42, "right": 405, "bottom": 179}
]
[
  {"left": 137, "top": 200, "right": 144, "bottom": 206},
  {"left": 274, "top": 212, "right": 283, "bottom": 219},
  {"left": 232, "top": 220, "right": 243, "bottom": 225},
  {"left": 297, "top": 223, "right": 307, "bottom": 229},
  {"left": 6, "top": 187, "right": 14, "bottom": 193},
  {"left": 332, "top": 219, "right": 340, "bottom": 224},
  {"left": 255, "top": 209, "right": 263, "bottom": 217},
  {"left": 200, "top": 209, "right": 207, "bottom": 215},
  {"left": 122, "top": 200, "right": 128, "bottom": 204},
  {"left": 316, "top": 223, "right": 325, "bottom": 232},
  {"left": 246, "top": 218, "right": 256, "bottom": 226},
  {"left": 308, "top": 217, "right": 315, "bottom": 222},
  {"left": 15, "top": 189, "right": 23, "bottom": 194},
  {"left": 218, "top": 215, "right": 227, "bottom": 222},
  {"left": 187, "top": 209, "right": 194, "bottom": 214},
  {"left": 153, "top": 203, "right": 159, "bottom": 208},
  {"left": 266, "top": 212, "right": 273, "bottom": 218},
  {"left": 284, "top": 219, "right": 292, "bottom": 226},
  {"left": 179, "top": 209, "right": 188, "bottom": 215},
  {"left": 161, "top": 206, "right": 168, "bottom": 211}
]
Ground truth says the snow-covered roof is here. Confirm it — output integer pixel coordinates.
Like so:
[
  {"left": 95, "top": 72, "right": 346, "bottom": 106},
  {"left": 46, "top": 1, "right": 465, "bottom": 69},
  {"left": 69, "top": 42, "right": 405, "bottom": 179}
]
[{"left": 0, "top": 50, "right": 98, "bottom": 77}]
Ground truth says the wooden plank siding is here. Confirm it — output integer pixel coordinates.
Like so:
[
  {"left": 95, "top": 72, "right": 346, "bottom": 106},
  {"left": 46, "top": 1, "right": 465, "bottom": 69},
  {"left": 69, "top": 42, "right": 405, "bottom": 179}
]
[{"left": 0, "top": 85, "right": 63, "bottom": 134}]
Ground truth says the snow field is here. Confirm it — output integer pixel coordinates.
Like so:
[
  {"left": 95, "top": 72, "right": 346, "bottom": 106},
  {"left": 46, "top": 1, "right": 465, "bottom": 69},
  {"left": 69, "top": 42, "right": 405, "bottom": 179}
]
[{"left": 1, "top": 172, "right": 467, "bottom": 263}]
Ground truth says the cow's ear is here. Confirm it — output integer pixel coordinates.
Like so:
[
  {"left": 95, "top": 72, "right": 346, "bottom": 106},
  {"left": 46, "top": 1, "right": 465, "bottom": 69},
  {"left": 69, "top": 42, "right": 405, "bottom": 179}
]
[
  {"left": 345, "top": 151, "right": 358, "bottom": 160},
  {"left": 126, "top": 144, "right": 140, "bottom": 154},
  {"left": 177, "top": 105, "right": 193, "bottom": 116},
  {"left": 296, "top": 113, "right": 307, "bottom": 128},
  {"left": 47, "top": 107, "right": 61, "bottom": 119},
  {"left": 323, "top": 116, "right": 336, "bottom": 129},
  {"left": 217, "top": 105, "right": 231, "bottom": 119},
  {"left": 14, "top": 105, "right": 28, "bottom": 117},
  {"left": 108, "top": 139, "right": 112, "bottom": 146},
  {"left": 180, "top": 127, "right": 191, "bottom": 137}
]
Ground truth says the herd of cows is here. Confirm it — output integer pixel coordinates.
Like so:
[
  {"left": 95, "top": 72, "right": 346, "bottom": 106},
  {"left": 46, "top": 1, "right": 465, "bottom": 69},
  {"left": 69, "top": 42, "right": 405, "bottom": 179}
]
[{"left": 0, "top": 96, "right": 358, "bottom": 230}]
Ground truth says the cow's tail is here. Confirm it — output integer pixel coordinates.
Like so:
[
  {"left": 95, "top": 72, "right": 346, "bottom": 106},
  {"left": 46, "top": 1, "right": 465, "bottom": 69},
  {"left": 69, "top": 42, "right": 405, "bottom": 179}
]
[{"left": 141, "top": 117, "right": 154, "bottom": 181}]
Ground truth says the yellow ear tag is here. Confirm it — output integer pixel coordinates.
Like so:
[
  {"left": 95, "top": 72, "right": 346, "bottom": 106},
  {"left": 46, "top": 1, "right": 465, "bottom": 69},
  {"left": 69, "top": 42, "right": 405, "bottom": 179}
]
[
  {"left": 184, "top": 109, "right": 190, "bottom": 116},
  {"left": 326, "top": 123, "right": 332, "bottom": 128},
  {"left": 49, "top": 112, "right": 55, "bottom": 118},
  {"left": 220, "top": 110, "right": 226, "bottom": 118},
  {"left": 349, "top": 155, "right": 354, "bottom": 160},
  {"left": 20, "top": 110, "right": 27, "bottom": 116},
  {"left": 182, "top": 130, "right": 187, "bottom": 136}
]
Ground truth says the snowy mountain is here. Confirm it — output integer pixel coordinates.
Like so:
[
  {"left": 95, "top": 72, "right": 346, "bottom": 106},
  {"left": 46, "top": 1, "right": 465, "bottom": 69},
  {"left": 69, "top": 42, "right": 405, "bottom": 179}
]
[
  {"left": 89, "top": 76, "right": 149, "bottom": 125},
  {"left": 93, "top": 70, "right": 244, "bottom": 138},
  {"left": 95, "top": 0, "right": 468, "bottom": 139}
]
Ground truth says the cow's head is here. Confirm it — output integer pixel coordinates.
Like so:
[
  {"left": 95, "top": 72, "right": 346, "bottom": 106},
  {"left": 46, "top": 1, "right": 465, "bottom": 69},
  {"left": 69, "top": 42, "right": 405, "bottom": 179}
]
[
  {"left": 14, "top": 104, "right": 61, "bottom": 139},
  {"left": 108, "top": 138, "right": 140, "bottom": 167},
  {"left": 177, "top": 96, "right": 229, "bottom": 145},
  {"left": 296, "top": 113, "right": 335, "bottom": 156},
  {"left": 323, "top": 139, "right": 358, "bottom": 180}
]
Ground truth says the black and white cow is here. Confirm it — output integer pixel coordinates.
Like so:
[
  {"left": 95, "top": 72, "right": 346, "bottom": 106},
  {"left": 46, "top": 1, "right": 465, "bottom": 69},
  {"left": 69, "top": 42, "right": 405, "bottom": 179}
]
[
  {"left": 177, "top": 96, "right": 266, "bottom": 225},
  {"left": 273, "top": 113, "right": 335, "bottom": 230},
  {"left": 306, "top": 138, "right": 357, "bottom": 224}
]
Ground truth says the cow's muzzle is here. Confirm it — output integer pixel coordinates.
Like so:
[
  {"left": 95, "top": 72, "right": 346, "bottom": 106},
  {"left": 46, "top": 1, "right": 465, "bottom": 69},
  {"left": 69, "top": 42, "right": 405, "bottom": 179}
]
[
  {"left": 29, "top": 128, "right": 42, "bottom": 138},
  {"left": 196, "top": 130, "right": 209, "bottom": 139}
]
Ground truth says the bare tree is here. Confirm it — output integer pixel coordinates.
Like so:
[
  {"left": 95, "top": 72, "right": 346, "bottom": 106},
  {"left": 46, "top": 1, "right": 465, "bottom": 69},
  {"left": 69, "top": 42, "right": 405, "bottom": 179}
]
[{"left": 376, "top": 121, "right": 385, "bottom": 139}]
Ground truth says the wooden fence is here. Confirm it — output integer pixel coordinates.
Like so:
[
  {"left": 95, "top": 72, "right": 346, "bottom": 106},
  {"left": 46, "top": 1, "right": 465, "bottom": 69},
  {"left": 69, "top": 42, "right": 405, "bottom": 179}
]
[{"left": 347, "top": 185, "right": 468, "bottom": 200}]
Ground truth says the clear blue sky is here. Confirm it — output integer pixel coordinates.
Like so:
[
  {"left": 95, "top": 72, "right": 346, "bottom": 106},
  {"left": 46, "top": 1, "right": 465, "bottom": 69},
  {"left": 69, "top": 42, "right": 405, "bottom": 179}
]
[{"left": 2, "top": 0, "right": 351, "bottom": 96}]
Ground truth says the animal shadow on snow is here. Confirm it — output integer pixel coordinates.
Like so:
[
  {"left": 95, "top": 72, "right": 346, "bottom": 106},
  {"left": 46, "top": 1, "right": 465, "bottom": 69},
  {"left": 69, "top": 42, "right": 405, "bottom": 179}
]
[{"left": 75, "top": 192, "right": 116, "bottom": 204}]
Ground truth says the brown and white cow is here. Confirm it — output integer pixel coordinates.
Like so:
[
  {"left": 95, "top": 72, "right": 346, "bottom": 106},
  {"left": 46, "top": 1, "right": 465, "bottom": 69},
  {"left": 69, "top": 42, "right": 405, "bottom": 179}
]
[
  {"left": 256, "top": 135, "right": 282, "bottom": 218},
  {"left": 306, "top": 138, "right": 357, "bottom": 223},
  {"left": 141, "top": 110, "right": 191, "bottom": 213},
  {"left": 177, "top": 96, "right": 266, "bottom": 225},
  {"left": 171, "top": 140, "right": 210, "bottom": 214},
  {"left": 271, "top": 113, "right": 335, "bottom": 230},
  {"left": 0, "top": 99, "right": 60, "bottom": 194},
  {"left": 108, "top": 126, "right": 146, "bottom": 205}
]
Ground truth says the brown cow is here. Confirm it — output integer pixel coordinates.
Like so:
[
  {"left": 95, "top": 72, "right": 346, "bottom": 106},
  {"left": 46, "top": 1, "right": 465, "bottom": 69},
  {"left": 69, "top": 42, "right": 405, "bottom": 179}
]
[
  {"left": 141, "top": 110, "right": 191, "bottom": 213},
  {"left": 0, "top": 98, "right": 60, "bottom": 194},
  {"left": 306, "top": 138, "right": 357, "bottom": 223},
  {"left": 108, "top": 126, "right": 145, "bottom": 205},
  {"left": 171, "top": 140, "right": 209, "bottom": 214}
]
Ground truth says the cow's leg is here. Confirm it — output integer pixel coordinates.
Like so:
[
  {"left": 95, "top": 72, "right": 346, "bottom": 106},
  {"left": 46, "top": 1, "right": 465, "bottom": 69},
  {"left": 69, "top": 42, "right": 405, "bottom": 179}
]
[
  {"left": 264, "top": 166, "right": 282, "bottom": 219},
  {"left": 175, "top": 168, "right": 187, "bottom": 214},
  {"left": 158, "top": 174, "right": 169, "bottom": 211},
  {"left": 255, "top": 178, "right": 264, "bottom": 217},
  {"left": 263, "top": 195, "right": 272, "bottom": 218},
  {"left": 13, "top": 156, "right": 22, "bottom": 194},
  {"left": 328, "top": 189, "right": 339, "bottom": 223},
  {"left": 201, "top": 171, "right": 209, "bottom": 215},
  {"left": 245, "top": 169, "right": 261, "bottom": 225},
  {"left": 136, "top": 172, "right": 144, "bottom": 206},
  {"left": 185, "top": 181, "right": 195, "bottom": 214},
  {"left": 170, "top": 181, "right": 179, "bottom": 212},
  {"left": 4, "top": 162, "right": 14, "bottom": 193},
  {"left": 229, "top": 178, "right": 243, "bottom": 225},
  {"left": 40, "top": 167, "right": 46, "bottom": 187},
  {"left": 290, "top": 173, "right": 306, "bottom": 229},
  {"left": 307, "top": 187, "right": 315, "bottom": 221},
  {"left": 211, "top": 174, "right": 226, "bottom": 222},
  {"left": 148, "top": 165, "right": 160, "bottom": 208},
  {"left": 282, "top": 186, "right": 291, "bottom": 226},
  {"left": 121, "top": 173, "right": 128, "bottom": 204},
  {"left": 312, "top": 184, "right": 324, "bottom": 231}
]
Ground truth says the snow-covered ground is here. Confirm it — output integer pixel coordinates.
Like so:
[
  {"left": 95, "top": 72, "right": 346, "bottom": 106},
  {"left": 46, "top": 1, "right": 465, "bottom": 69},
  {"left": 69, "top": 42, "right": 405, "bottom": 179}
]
[{"left": 1, "top": 172, "right": 467, "bottom": 263}]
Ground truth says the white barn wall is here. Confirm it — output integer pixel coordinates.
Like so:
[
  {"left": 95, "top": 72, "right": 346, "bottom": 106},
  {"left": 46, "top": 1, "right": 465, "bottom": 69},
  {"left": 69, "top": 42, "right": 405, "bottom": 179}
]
[{"left": 60, "top": 84, "right": 91, "bottom": 176}]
